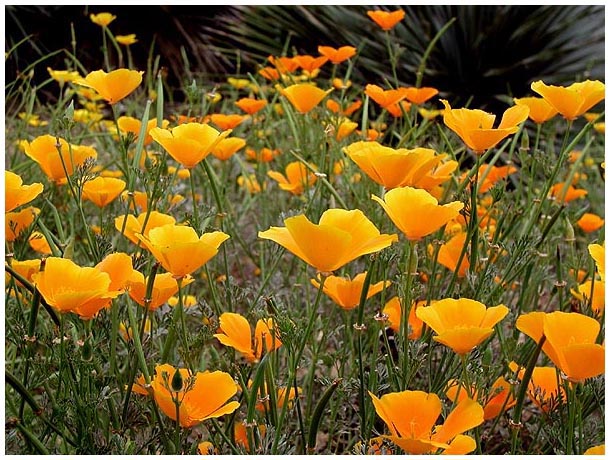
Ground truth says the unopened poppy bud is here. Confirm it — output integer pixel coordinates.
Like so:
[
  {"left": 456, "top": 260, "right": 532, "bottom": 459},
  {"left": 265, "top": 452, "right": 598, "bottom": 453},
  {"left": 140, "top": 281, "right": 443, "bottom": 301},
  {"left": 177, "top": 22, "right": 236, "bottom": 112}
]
[
  {"left": 82, "top": 336, "right": 93, "bottom": 362},
  {"left": 564, "top": 217, "right": 575, "bottom": 242},
  {"left": 171, "top": 369, "right": 184, "bottom": 392}
]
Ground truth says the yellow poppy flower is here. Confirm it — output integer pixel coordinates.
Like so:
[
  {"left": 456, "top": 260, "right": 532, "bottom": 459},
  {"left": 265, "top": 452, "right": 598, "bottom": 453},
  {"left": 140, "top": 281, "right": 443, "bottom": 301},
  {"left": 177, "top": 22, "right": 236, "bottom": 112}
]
[
  {"left": 75, "top": 69, "right": 143, "bottom": 105},
  {"left": 137, "top": 224, "right": 230, "bottom": 278},
  {"left": 589, "top": 243, "right": 605, "bottom": 280},
  {"left": 214, "top": 312, "right": 282, "bottom": 362},
  {"left": 82, "top": 177, "right": 126, "bottom": 208},
  {"left": 437, "top": 231, "right": 470, "bottom": 277},
  {"left": 134, "top": 364, "right": 239, "bottom": 428},
  {"left": 47, "top": 67, "right": 81, "bottom": 84},
  {"left": 28, "top": 232, "right": 52, "bottom": 255},
  {"left": 310, "top": 272, "right": 391, "bottom": 310},
  {"left": 344, "top": 141, "right": 446, "bottom": 189},
  {"left": 583, "top": 445, "right": 605, "bottom": 455},
  {"left": 95, "top": 252, "right": 133, "bottom": 292},
  {"left": 416, "top": 298, "right": 509, "bottom": 355},
  {"left": 366, "top": 9, "right": 405, "bottom": 31},
  {"left": 115, "top": 210, "right": 176, "bottom": 245},
  {"left": 441, "top": 99, "right": 529, "bottom": 153},
  {"left": 267, "top": 161, "right": 318, "bottom": 195},
  {"left": 149, "top": 122, "right": 231, "bottom": 168},
  {"left": 31, "top": 257, "right": 121, "bottom": 319},
  {"left": 90, "top": 12, "right": 116, "bottom": 27},
  {"left": 372, "top": 186, "right": 463, "bottom": 240},
  {"left": 369, "top": 389, "right": 483, "bottom": 454},
  {"left": 127, "top": 270, "right": 193, "bottom": 310},
  {"left": 5, "top": 171, "right": 44, "bottom": 213},
  {"left": 258, "top": 208, "right": 398, "bottom": 273},
  {"left": 211, "top": 137, "right": 246, "bottom": 161},
  {"left": 531, "top": 80, "right": 605, "bottom": 120},
  {"left": 23, "top": 135, "right": 98, "bottom": 185},
  {"left": 516, "top": 311, "right": 605, "bottom": 382},
  {"left": 277, "top": 83, "right": 332, "bottom": 113},
  {"left": 6, "top": 207, "right": 39, "bottom": 242},
  {"left": 116, "top": 34, "right": 137, "bottom": 46},
  {"left": 572, "top": 279, "right": 605, "bottom": 316},
  {"left": 513, "top": 96, "right": 558, "bottom": 124},
  {"left": 117, "top": 116, "right": 169, "bottom": 146}
]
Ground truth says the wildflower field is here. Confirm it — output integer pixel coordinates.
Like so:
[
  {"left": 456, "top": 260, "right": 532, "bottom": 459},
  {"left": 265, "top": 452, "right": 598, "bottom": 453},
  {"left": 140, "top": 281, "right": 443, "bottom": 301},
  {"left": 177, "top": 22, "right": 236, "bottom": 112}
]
[{"left": 4, "top": 6, "right": 606, "bottom": 456}]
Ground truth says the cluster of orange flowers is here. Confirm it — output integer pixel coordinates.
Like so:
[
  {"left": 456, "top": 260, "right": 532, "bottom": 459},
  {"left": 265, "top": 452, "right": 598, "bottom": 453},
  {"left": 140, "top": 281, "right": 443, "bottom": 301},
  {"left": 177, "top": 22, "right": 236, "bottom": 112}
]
[{"left": 5, "top": 6, "right": 606, "bottom": 455}]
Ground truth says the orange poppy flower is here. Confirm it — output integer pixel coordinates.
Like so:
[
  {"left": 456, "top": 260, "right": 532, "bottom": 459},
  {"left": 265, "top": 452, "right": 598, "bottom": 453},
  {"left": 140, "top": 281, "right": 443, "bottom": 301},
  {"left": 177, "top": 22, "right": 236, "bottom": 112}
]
[
  {"left": 137, "top": 224, "right": 230, "bottom": 278},
  {"left": 234, "top": 421, "right": 267, "bottom": 452},
  {"left": 382, "top": 296, "right": 425, "bottom": 340},
  {"left": 23, "top": 135, "right": 98, "bottom": 185},
  {"left": 245, "top": 147, "right": 280, "bottom": 163},
  {"left": 214, "top": 312, "right": 282, "bottom": 362},
  {"left": 364, "top": 84, "right": 408, "bottom": 109},
  {"left": 509, "top": 362, "right": 565, "bottom": 413},
  {"left": 268, "top": 55, "right": 300, "bottom": 74},
  {"left": 278, "top": 83, "right": 332, "bottom": 114},
  {"left": 235, "top": 97, "right": 267, "bottom": 115},
  {"left": 385, "top": 100, "right": 412, "bottom": 118},
  {"left": 75, "top": 69, "right": 143, "bottom": 105},
  {"left": 334, "top": 119, "right": 358, "bottom": 141},
  {"left": 28, "top": 231, "right": 52, "bottom": 255},
  {"left": 367, "top": 9, "right": 405, "bottom": 31},
  {"left": 318, "top": 45, "right": 357, "bottom": 64},
  {"left": 531, "top": 80, "right": 605, "bottom": 120},
  {"left": 437, "top": 231, "right": 470, "bottom": 277},
  {"left": 310, "top": 272, "right": 390, "bottom": 310},
  {"left": 115, "top": 210, "right": 176, "bottom": 245},
  {"left": 95, "top": 252, "right": 133, "bottom": 292},
  {"left": 372, "top": 186, "right": 463, "bottom": 240},
  {"left": 576, "top": 213, "right": 604, "bottom": 233},
  {"left": 117, "top": 116, "right": 169, "bottom": 146},
  {"left": 31, "top": 257, "right": 121, "bottom": 319},
  {"left": 7, "top": 258, "right": 41, "bottom": 287},
  {"left": 441, "top": 99, "right": 529, "bottom": 153},
  {"left": 446, "top": 377, "right": 515, "bottom": 420},
  {"left": 404, "top": 87, "right": 439, "bottom": 105},
  {"left": 516, "top": 311, "right": 605, "bottom": 382},
  {"left": 127, "top": 270, "right": 193, "bottom": 310},
  {"left": 583, "top": 445, "right": 605, "bottom": 455},
  {"left": 259, "top": 66, "right": 280, "bottom": 81},
  {"left": 82, "top": 177, "right": 126, "bottom": 208},
  {"left": 210, "top": 113, "right": 248, "bottom": 130},
  {"left": 326, "top": 99, "right": 362, "bottom": 117},
  {"left": 293, "top": 54, "right": 328, "bottom": 74},
  {"left": 90, "top": 12, "right": 116, "bottom": 27},
  {"left": 134, "top": 364, "right": 239, "bottom": 428},
  {"left": 5, "top": 171, "right": 44, "bottom": 213},
  {"left": 267, "top": 161, "right": 318, "bottom": 195},
  {"left": 369, "top": 389, "right": 483, "bottom": 454},
  {"left": 344, "top": 141, "right": 447, "bottom": 190},
  {"left": 149, "top": 122, "right": 231, "bottom": 169},
  {"left": 414, "top": 159, "right": 458, "bottom": 192},
  {"left": 549, "top": 182, "right": 587, "bottom": 203},
  {"left": 211, "top": 137, "right": 247, "bottom": 161},
  {"left": 6, "top": 207, "right": 39, "bottom": 242},
  {"left": 258, "top": 208, "right": 397, "bottom": 273},
  {"left": 416, "top": 298, "right": 509, "bottom": 355},
  {"left": 513, "top": 97, "right": 558, "bottom": 124}
]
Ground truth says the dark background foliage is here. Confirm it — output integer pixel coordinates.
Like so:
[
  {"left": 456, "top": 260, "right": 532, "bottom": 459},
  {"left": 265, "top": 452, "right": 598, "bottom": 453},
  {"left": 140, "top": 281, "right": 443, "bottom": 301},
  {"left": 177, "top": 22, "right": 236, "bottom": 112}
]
[{"left": 5, "top": 5, "right": 605, "bottom": 111}]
